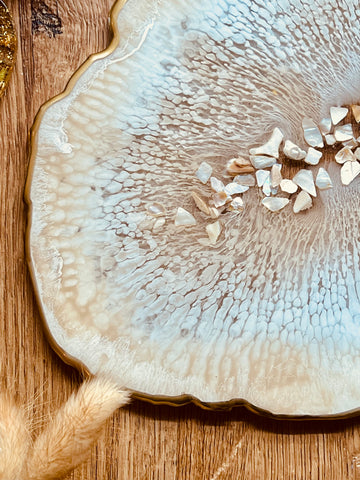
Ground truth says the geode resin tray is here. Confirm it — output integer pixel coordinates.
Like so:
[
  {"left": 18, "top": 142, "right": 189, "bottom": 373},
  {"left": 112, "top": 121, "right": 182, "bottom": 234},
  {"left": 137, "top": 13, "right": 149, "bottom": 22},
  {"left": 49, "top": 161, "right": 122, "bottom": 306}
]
[{"left": 26, "top": 0, "right": 360, "bottom": 417}]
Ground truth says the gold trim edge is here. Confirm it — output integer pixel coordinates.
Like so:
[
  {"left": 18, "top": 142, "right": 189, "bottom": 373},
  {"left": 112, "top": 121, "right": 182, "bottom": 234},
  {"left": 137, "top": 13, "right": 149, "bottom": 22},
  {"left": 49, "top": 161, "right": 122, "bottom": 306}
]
[{"left": 24, "top": 0, "right": 360, "bottom": 421}]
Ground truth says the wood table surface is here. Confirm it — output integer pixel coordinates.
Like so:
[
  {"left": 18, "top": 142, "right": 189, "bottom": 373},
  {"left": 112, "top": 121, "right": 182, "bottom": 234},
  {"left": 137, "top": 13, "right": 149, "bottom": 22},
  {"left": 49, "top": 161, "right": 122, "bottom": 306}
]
[{"left": 2, "top": 1, "right": 360, "bottom": 478}]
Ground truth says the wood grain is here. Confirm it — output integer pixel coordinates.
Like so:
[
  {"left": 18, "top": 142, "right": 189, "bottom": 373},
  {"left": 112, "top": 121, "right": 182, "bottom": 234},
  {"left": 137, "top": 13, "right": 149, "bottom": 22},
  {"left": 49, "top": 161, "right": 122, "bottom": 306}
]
[{"left": 1, "top": 1, "right": 360, "bottom": 478}]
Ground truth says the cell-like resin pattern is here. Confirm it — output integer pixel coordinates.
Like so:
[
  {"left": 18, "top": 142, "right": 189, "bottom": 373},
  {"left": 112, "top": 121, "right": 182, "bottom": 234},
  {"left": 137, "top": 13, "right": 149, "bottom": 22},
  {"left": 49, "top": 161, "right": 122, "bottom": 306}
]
[{"left": 27, "top": 0, "right": 360, "bottom": 415}]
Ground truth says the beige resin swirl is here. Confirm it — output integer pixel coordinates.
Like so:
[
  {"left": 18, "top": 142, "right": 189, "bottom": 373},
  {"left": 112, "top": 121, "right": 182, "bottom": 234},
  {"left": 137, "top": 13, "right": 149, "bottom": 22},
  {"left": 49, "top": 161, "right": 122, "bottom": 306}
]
[{"left": 27, "top": 0, "right": 360, "bottom": 416}]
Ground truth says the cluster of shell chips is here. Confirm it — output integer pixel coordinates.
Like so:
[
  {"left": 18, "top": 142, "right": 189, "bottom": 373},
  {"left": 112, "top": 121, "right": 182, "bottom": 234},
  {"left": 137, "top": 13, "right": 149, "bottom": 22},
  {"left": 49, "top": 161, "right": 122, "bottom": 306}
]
[{"left": 173, "top": 105, "right": 360, "bottom": 244}]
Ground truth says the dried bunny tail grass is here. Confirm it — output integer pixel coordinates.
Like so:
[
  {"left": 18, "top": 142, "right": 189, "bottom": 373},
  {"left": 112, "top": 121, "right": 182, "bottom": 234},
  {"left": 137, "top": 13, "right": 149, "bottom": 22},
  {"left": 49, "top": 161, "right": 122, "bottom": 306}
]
[
  {"left": 26, "top": 376, "right": 130, "bottom": 480},
  {"left": 0, "top": 393, "right": 31, "bottom": 480}
]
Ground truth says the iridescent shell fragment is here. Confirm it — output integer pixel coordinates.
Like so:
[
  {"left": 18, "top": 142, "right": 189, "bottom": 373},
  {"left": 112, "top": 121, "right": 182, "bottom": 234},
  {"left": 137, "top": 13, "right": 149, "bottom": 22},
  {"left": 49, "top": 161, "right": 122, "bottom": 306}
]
[
  {"left": 145, "top": 202, "right": 166, "bottom": 217},
  {"left": 352, "top": 105, "right": 360, "bottom": 123},
  {"left": 261, "top": 197, "right": 289, "bottom": 212},
  {"left": 249, "top": 127, "right": 284, "bottom": 158},
  {"left": 280, "top": 179, "right": 298, "bottom": 194},
  {"left": 250, "top": 155, "right": 277, "bottom": 169},
  {"left": 341, "top": 160, "right": 360, "bottom": 185},
  {"left": 304, "top": 147, "right": 322, "bottom": 165},
  {"left": 335, "top": 146, "right": 355, "bottom": 164},
  {"left": 191, "top": 191, "right": 212, "bottom": 216},
  {"left": 325, "top": 134, "right": 336, "bottom": 146},
  {"left": 255, "top": 169, "right": 270, "bottom": 187},
  {"left": 233, "top": 174, "right": 255, "bottom": 187},
  {"left": 210, "top": 177, "right": 224, "bottom": 193},
  {"left": 229, "top": 197, "right": 244, "bottom": 211},
  {"left": 270, "top": 164, "right": 282, "bottom": 188},
  {"left": 334, "top": 124, "right": 353, "bottom": 142},
  {"left": 283, "top": 140, "right": 306, "bottom": 160},
  {"left": 174, "top": 207, "right": 196, "bottom": 226},
  {"left": 319, "top": 118, "right": 332, "bottom": 135},
  {"left": 196, "top": 162, "right": 212, "bottom": 184},
  {"left": 206, "top": 220, "right": 221, "bottom": 244},
  {"left": 224, "top": 182, "right": 248, "bottom": 195},
  {"left": 293, "top": 190, "right": 312, "bottom": 213},
  {"left": 292, "top": 169, "right": 316, "bottom": 197},
  {"left": 315, "top": 168, "right": 333, "bottom": 190},
  {"left": 302, "top": 118, "right": 324, "bottom": 148},
  {"left": 330, "top": 106, "right": 348, "bottom": 125}
]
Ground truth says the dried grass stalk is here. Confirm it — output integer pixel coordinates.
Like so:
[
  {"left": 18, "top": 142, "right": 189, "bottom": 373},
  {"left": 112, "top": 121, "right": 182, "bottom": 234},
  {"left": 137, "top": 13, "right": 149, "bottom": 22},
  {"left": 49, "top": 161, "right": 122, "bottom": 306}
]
[
  {"left": 26, "top": 377, "right": 129, "bottom": 480},
  {"left": 0, "top": 393, "right": 31, "bottom": 480}
]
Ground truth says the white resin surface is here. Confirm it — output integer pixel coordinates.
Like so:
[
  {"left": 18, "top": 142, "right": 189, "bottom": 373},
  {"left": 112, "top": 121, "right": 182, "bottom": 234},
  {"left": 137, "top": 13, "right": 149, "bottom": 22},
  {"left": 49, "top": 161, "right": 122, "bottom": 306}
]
[{"left": 28, "top": 0, "right": 360, "bottom": 415}]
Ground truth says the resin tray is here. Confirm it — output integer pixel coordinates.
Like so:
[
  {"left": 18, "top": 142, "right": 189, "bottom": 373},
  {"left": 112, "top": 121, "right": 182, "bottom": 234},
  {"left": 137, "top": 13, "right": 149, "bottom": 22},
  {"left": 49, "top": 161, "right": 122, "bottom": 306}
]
[{"left": 26, "top": 0, "right": 360, "bottom": 417}]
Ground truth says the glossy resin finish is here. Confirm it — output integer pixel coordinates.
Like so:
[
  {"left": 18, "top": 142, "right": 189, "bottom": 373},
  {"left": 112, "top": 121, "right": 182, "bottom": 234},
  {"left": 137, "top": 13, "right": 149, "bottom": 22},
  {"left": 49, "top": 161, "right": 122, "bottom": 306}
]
[{"left": 27, "top": 0, "right": 360, "bottom": 416}]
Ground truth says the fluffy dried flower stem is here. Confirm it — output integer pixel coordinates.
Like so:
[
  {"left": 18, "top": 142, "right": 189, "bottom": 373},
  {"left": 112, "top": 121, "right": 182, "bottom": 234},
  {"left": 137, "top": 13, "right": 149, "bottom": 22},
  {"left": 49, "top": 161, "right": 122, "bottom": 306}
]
[
  {"left": 25, "top": 377, "right": 130, "bottom": 480},
  {"left": 0, "top": 394, "right": 31, "bottom": 480}
]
